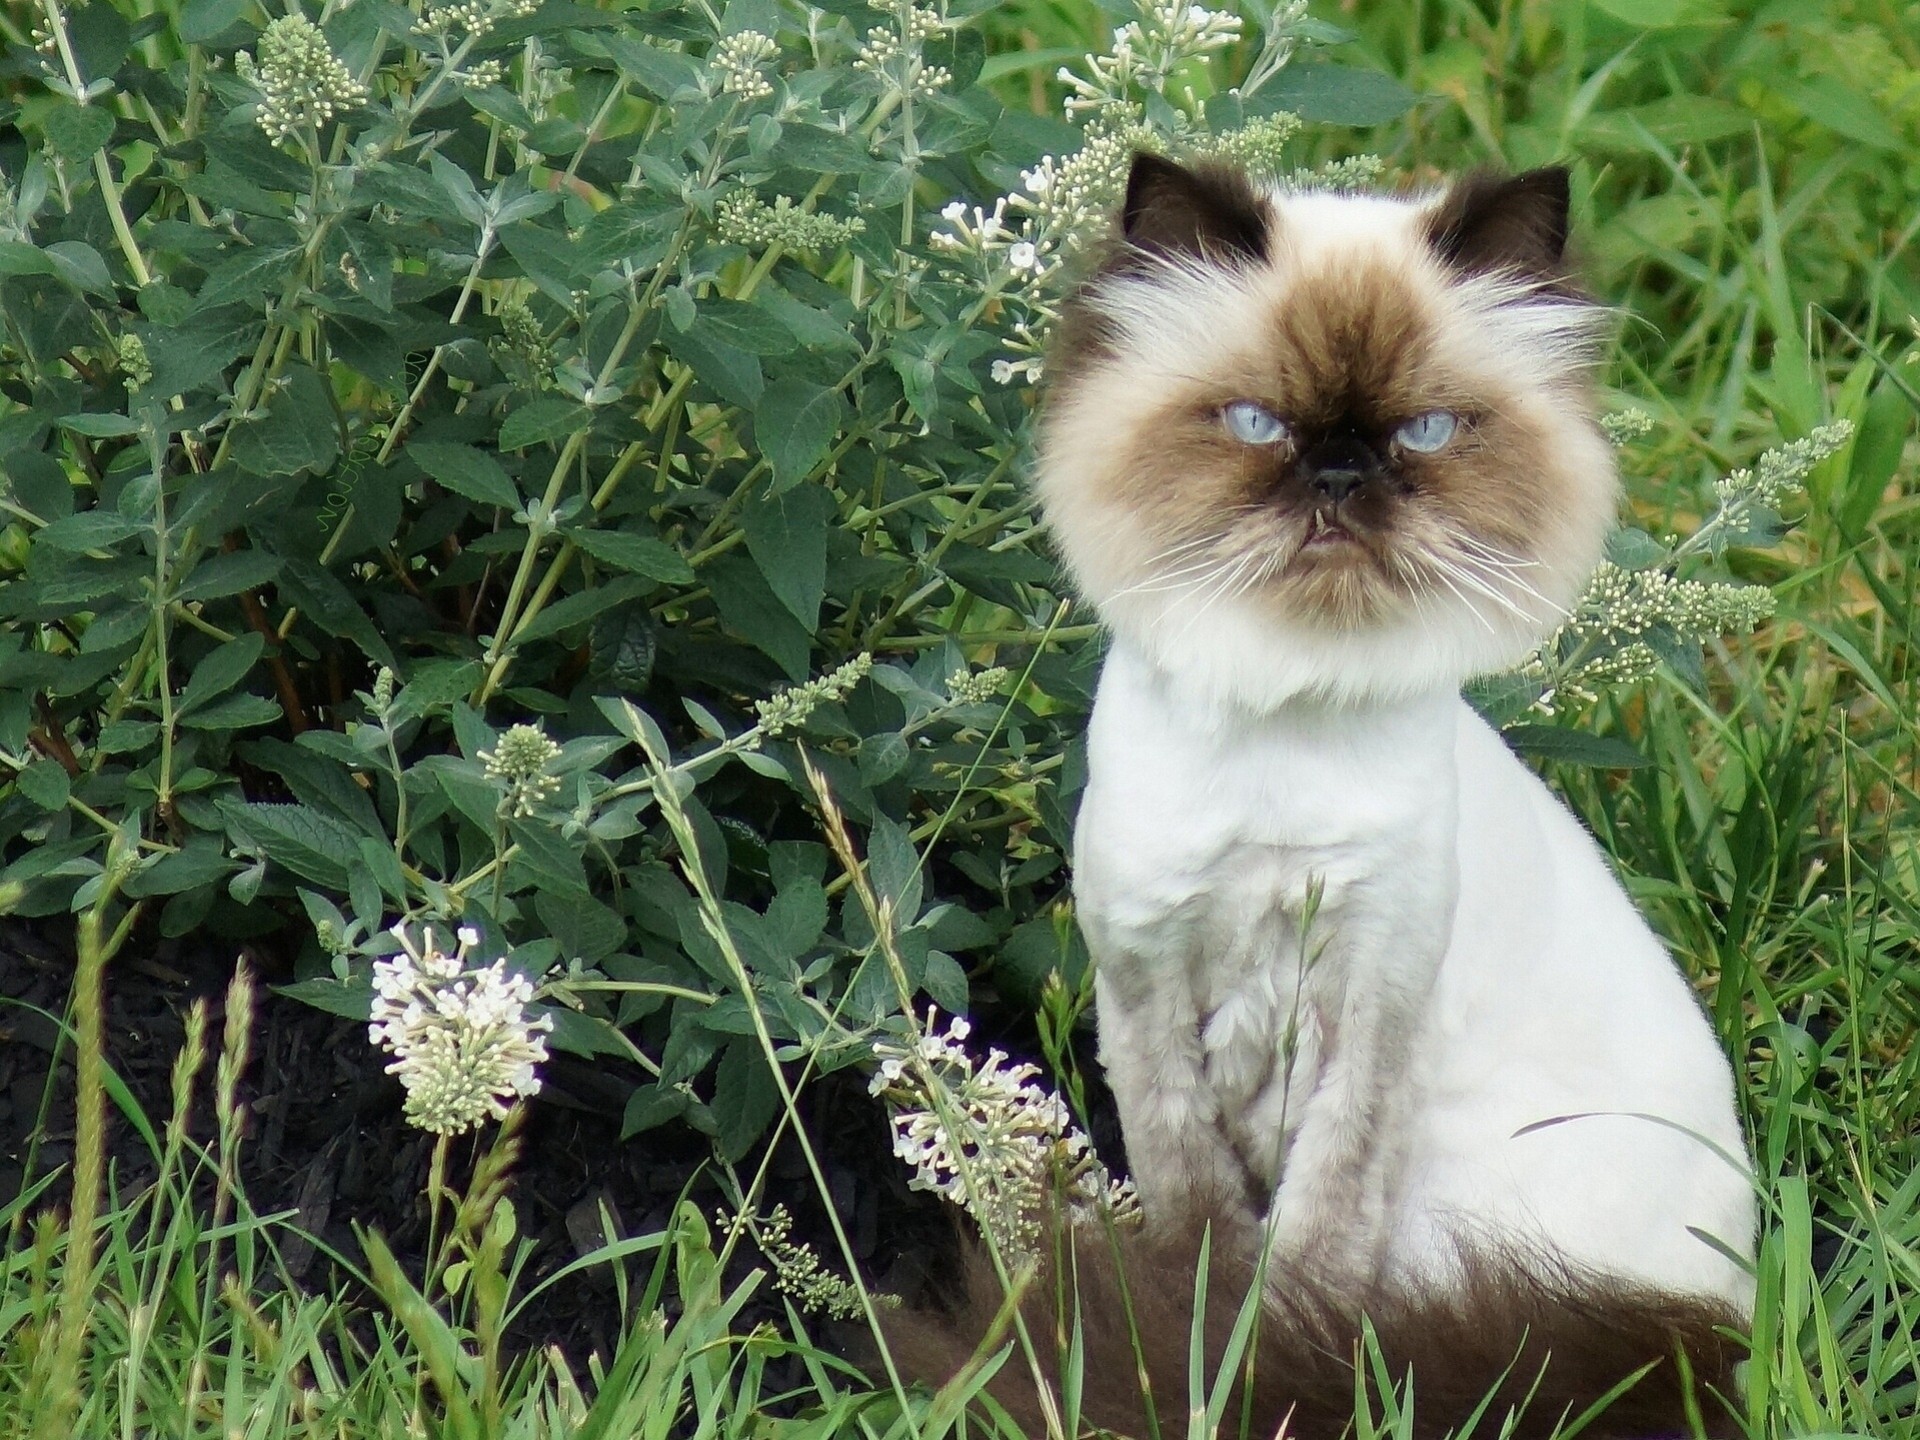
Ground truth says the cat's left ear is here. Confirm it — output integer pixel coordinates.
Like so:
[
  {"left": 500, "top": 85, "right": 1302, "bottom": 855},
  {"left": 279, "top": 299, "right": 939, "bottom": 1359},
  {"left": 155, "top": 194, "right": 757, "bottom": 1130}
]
[
  {"left": 1425, "top": 167, "right": 1571, "bottom": 281},
  {"left": 1121, "top": 153, "right": 1271, "bottom": 266}
]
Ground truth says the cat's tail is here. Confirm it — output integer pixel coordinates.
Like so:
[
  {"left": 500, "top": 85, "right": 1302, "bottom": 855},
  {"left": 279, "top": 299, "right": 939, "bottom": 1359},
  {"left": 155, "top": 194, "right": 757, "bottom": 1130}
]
[{"left": 878, "top": 1212, "right": 1745, "bottom": 1440}]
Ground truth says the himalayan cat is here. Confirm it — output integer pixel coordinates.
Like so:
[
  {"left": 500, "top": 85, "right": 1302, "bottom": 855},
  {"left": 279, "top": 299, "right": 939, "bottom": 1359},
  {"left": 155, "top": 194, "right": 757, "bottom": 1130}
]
[{"left": 890, "top": 157, "right": 1756, "bottom": 1440}]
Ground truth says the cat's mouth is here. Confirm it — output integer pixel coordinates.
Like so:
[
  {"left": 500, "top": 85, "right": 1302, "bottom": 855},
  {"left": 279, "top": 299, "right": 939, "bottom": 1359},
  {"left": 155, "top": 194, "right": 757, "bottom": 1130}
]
[{"left": 1300, "top": 511, "right": 1358, "bottom": 550}]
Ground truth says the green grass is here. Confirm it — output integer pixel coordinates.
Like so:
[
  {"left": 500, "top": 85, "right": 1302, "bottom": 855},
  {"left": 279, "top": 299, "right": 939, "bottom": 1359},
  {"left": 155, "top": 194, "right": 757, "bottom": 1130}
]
[{"left": 5, "top": 1, "right": 1919, "bottom": 1436}]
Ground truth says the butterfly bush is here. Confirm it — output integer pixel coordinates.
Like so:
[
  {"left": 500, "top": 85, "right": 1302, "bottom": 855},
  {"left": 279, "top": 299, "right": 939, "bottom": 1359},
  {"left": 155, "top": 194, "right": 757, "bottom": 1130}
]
[
  {"left": 870, "top": 1011, "right": 1140, "bottom": 1261},
  {"left": 368, "top": 923, "right": 553, "bottom": 1136},
  {"left": 930, "top": 0, "right": 1353, "bottom": 386},
  {"left": 1521, "top": 421, "right": 1853, "bottom": 713}
]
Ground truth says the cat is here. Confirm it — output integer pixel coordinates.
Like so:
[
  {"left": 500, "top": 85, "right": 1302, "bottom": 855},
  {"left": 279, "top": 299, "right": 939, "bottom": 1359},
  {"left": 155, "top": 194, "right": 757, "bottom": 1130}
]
[{"left": 887, "top": 156, "right": 1757, "bottom": 1439}]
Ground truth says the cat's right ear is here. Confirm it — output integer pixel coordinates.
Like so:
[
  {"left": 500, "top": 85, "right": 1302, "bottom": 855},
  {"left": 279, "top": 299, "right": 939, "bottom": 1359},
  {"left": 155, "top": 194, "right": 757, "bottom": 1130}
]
[{"left": 1121, "top": 153, "right": 1270, "bottom": 266}]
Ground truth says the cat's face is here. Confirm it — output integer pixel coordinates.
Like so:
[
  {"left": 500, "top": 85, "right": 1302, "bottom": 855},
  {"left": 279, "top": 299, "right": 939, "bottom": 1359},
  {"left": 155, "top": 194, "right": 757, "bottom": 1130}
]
[{"left": 1038, "top": 157, "right": 1618, "bottom": 710}]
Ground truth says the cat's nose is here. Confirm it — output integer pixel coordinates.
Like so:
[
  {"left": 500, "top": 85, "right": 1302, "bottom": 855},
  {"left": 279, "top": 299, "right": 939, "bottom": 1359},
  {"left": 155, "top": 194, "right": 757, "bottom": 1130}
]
[
  {"left": 1308, "top": 467, "right": 1367, "bottom": 504},
  {"left": 1299, "top": 434, "right": 1380, "bottom": 506}
]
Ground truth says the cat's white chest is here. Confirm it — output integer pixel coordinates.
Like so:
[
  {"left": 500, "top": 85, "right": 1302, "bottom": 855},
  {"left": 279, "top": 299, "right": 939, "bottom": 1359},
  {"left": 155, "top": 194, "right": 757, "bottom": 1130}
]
[{"left": 1077, "top": 646, "right": 1459, "bottom": 1215}]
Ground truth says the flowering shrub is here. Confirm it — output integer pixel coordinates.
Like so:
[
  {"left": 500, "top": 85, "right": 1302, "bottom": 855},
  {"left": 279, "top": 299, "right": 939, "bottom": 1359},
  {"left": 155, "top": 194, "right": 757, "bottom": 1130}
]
[
  {"left": 368, "top": 920, "right": 552, "bottom": 1135},
  {"left": 869, "top": 1008, "right": 1139, "bottom": 1261},
  {"left": 0, "top": 0, "right": 1823, "bottom": 1172}
]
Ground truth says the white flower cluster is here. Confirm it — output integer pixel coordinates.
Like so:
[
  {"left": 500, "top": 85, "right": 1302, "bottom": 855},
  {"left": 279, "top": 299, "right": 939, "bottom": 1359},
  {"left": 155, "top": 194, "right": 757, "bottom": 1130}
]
[
  {"left": 716, "top": 192, "right": 865, "bottom": 252},
  {"left": 870, "top": 1011, "right": 1140, "bottom": 1261},
  {"left": 946, "top": 665, "right": 1009, "bottom": 706},
  {"left": 1183, "top": 111, "right": 1301, "bottom": 175},
  {"left": 235, "top": 15, "right": 368, "bottom": 145},
  {"left": 1526, "top": 563, "right": 1776, "bottom": 710},
  {"left": 1715, "top": 421, "right": 1852, "bottom": 512},
  {"left": 418, "top": 0, "right": 539, "bottom": 43},
  {"left": 455, "top": 58, "right": 505, "bottom": 89},
  {"left": 853, "top": 3, "right": 952, "bottom": 100},
  {"left": 368, "top": 923, "right": 553, "bottom": 1136},
  {"left": 711, "top": 29, "right": 778, "bottom": 100},
  {"left": 1059, "top": 1, "right": 1243, "bottom": 117},
  {"left": 754, "top": 654, "right": 873, "bottom": 737},
  {"left": 718, "top": 1203, "right": 888, "bottom": 1320},
  {"left": 480, "top": 722, "right": 563, "bottom": 817},
  {"left": 1599, "top": 408, "right": 1656, "bottom": 447},
  {"left": 1575, "top": 562, "right": 1777, "bottom": 646},
  {"left": 931, "top": 120, "right": 1150, "bottom": 331}
]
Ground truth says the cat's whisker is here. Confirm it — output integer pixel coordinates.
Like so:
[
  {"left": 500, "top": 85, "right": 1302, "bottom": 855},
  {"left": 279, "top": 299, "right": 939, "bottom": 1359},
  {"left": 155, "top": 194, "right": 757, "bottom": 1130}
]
[
  {"left": 1173, "top": 549, "right": 1263, "bottom": 639},
  {"left": 1447, "top": 534, "right": 1548, "bottom": 574},
  {"left": 1431, "top": 557, "right": 1538, "bottom": 625},
  {"left": 1443, "top": 548, "right": 1568, "bottom": 618},
  {"left": 1423, "top": 561, "right": 1500, "bottom": 634}
]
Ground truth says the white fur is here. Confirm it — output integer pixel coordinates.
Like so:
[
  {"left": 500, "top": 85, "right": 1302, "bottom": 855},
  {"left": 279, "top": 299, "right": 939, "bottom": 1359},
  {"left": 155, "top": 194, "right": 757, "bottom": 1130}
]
[{"left": 1081, "top": 642, "right": 1757, "bottom": 1310}]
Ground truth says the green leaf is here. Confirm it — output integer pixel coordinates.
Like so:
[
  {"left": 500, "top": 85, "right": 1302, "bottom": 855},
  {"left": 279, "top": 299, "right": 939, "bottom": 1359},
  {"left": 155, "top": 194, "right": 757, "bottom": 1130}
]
[
  {"left": 565, "top": 526, "right": 694, "bottom": 582},
  {"left": 274, "top": 976, "right": 374, "bottom": 1021},
  {"left": 5, "top": 452, "right": 72, "bottom": 522},
  {"left": 175, "top": 550, "right": 282, "bottom": 601},
  {"left": 0, "top": 242, "right": 55, "bottom": 281},
  {"left": 230, "top": 364, "right": 340, "bottom": 476},
  {"left": 741, "top": 484, "right": 833, "bottom": 632},
  {"left": 510, "top": 574, "right": 657, "bottom": 647},
  {"left": 673, "top": 326, "right": 764, "bottom": 409},
  {"left": 58, "top": 414, "right": 139, "bottom": 438},
  {"left": 1590, "top": 0, "right": 1727, "bottom": 25},
  {"left": 176, "top": 633, "right": 265, "bottom": 717},
  {"left": 198, "top": 243, "right": 303, "bottom": 309},
  {"left": 14, "top": 759, "right": 71, "bottom": 813},
  {"left": 707, "top": 554, "right": 812, "bottom": 680},
  {"left": 123, "top": 839, "right": 236, "bottom": 898},
  {"left": 141, "top": 315, "right": 256, "bottom": 400},
  {"left": 692, "top": 298, "right": 794, "bottom": 356},
  {"left": 179, "top": 692, "right": 282, "bottom": 730},
  {"left": 180, "top": 0, "right": 251, "bottom": 42},
  {"left": 499, "top": 397, "right": 591, "bottom": 450},
  {"left": 713, "top": 1039, "right": 781, "bottom": 1162},
  {"left": 410, "top": 442, "right": 521, "bottom": 509},
  {"left": 754, "top": 377, "right": 847, "bottom": 491},
  {"left": 276, "top": 558, "right": 396, "bottom": 669},
  {"left": 1502, "top": 724, "right": 1651, "bottom": 770},
  {"left": 36, "top": 511, "right": 142, "bottom": 552},
  {"left": 44, "top": 243, "right": 114, "bottom": 296},
  {"left": 45, "top": 104, "right": 115, "bottom": 163},
  {"left": 1773, "top": 75, "right": 1904, "bottom": 152},
  {"left": 220, "top": 800, "right": 366, "bottom": 888}
]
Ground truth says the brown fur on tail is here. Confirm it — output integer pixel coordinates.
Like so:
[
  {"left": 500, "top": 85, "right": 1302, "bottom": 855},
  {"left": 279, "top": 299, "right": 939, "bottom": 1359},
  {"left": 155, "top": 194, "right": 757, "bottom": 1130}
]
[{"left": 881, "top": 1213, "right": 1745, "bottom": 1438}]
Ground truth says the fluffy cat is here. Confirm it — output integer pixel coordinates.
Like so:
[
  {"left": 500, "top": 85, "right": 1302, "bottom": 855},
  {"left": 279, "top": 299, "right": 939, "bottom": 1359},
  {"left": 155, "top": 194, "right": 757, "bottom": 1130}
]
[{"left": 888, "top": 156, "right": 1756, "bottom": 1437}]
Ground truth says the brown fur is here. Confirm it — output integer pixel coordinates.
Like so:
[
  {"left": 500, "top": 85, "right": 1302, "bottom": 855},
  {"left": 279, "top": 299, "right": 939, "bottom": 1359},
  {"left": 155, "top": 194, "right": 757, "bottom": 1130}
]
[
  {"left": 880, "top": 1207, "right": 1745, "bottom": 1439},
  {"left": 1426, "top": 168, "right": 1579, "bottom": 289},
  {"left": 1058, "top": 243, "right": 1574, "bottom": 631}
]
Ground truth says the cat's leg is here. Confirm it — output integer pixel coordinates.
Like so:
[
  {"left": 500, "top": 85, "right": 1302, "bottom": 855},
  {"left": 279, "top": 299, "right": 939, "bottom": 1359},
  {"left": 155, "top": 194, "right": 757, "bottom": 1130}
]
[
  {"left": 1255, "top": 875, "right": 1454, "bottom": 1285},
  {"left": 1095, "top": 962, "right": 1257, "bottom": 1223}
]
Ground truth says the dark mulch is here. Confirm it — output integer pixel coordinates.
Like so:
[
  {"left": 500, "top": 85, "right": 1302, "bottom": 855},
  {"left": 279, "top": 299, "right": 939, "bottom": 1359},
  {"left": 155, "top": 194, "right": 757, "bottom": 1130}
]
[{"left": 0, "top": 917, "right": 998, "bottom": 1375}]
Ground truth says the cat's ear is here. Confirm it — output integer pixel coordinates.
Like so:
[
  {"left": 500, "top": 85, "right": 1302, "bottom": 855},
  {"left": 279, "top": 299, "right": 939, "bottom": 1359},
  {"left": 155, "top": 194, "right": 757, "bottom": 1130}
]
[
  {"left": 1121, "top": 153, "right": 1270, "bottom": 265},
  {"left": 1425, "top": 167, "right": 1571, "bottom": 280}
]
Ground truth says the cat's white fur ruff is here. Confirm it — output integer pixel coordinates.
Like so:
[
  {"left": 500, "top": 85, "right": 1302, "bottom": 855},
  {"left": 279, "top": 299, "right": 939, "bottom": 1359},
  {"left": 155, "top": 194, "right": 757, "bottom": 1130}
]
[{"left": 1050, "top": 176, "right": 1758, "bottom": 1314}]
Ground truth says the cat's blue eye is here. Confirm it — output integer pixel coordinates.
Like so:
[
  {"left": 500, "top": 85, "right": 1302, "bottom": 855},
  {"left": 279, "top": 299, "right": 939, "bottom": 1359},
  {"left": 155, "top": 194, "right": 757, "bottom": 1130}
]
[
  {"left": 1222, "top": 400, "right": 1289, "bottom": 446},
  {"left": 1394, "top": 410, "right": 1459, "bottom": 454}
]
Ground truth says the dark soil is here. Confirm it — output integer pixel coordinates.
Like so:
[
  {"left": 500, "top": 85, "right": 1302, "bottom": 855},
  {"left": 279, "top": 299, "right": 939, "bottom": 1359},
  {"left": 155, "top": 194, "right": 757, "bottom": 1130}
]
[{"left": 0, "top": 917, "right": 1006, "bottom": 1373}]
